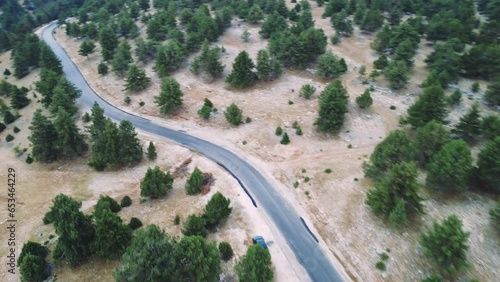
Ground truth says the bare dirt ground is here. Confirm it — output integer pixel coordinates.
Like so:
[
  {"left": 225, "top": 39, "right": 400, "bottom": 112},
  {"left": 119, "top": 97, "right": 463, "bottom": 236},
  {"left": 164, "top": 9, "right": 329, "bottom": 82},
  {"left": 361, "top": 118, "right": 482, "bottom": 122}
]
[{"left": 2, "top": 2, "right": 499, "bottom": 281}]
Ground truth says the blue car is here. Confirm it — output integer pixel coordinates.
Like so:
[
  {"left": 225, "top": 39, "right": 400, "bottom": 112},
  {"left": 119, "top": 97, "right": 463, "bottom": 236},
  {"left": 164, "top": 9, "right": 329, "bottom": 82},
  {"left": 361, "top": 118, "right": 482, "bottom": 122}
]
[{"left": 252, "top": 236, "right": 268, "bottom": 249}]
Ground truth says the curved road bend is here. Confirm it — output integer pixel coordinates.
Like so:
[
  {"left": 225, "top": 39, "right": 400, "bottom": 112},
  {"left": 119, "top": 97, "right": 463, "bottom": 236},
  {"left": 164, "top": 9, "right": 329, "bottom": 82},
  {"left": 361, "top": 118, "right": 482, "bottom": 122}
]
[{"left": 42, "top": 22, "right": 344, "bottom": 282}]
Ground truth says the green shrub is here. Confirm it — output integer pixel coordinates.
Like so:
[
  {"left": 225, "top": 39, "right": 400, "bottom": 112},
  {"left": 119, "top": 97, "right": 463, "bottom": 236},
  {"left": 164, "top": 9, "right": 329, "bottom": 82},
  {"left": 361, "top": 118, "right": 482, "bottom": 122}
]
[
  {"left": 325, "top": 168, "right": 332, "bottom": 173},
  {"left": 330, "top": 35, "right": 341, "bottom": 45},
  {"left": 390, "top": 105, "right": 396, "bottom": 110},
  {"left": 275, "top": 126, "right": 283, "bottom": 136},
  {"left": 124, "top": 96, "right": 131, "bottom": 104},
  {"left": 280, "top": 132, "right": 290, "bottom": 144},
  {"left": 471, "top": 82, "right": 480, "bottom": 93},
  {"left": 219, "top": 241, "right": 234, "bottom": 261},
  {"left": 139, "top": 101, "right": 145, "bottom": 106},
  {"left": 300, "top": 84, "right": 316, "bottom": 99},
  {"left": 245, "top": 117, "right": 252, "bottom": 123},
  {"left": 375, "top": 261, "right": 386, "bottom": 271},
  {"left": 379, "top": 252, "right": 389, "bottom": 261},
  {"left": 120, "top": 196, "right": 132, "bottom": 208},
  {"left": 6, "top": 134, "right": 14, "bottom": 142},
  {"left": 13, "top": 126, "right": 20, "bottom": 133},
  {"left": 82, "top": 112, "right": 91, "bottom": 123},
  {"left": 4, "top": 69, "right": 11, "bottom": 76},
  {"left": 293, "top": 181, "right": 299, "bottom": 188},
  {"left": 296, "top": 126, "right": 303, "bottom": 135},
  {"left": 174, "top": 214, "right": 181, "bottom": 225},
  {"left": 128, "top": 217, "right": 143, "bottom": 230},
  {"left": 304, "top": 176, "right": 310, "bottom": 182},
  {"left": 0, "top": 122, "right": 5, "bottom": 132},
  {"left": 25, "top": 155, "right": 33, "bottom": 164},
  {"left": 305, "top": 190, "right": 310, "bottom": 196}
]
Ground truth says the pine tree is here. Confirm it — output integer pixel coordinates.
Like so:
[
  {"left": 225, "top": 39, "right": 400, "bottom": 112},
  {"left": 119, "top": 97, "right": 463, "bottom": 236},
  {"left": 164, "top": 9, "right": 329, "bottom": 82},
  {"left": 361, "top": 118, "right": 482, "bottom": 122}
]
[
  {"left": 28, "top": 109, "right": 58, "bottom": 162},
  {"left": 420, "top": 215, "right": 470, "bottom": 274},
  {"left": 39, "top": 42, "right": 63, "bottom": 75},
  {"left": 48, "top": 194, "right": 95, "bottom": 267},
  {"left": 452, "top": 103, "right": 481, "bottom": 143},
  {"left": 155, "top": 77, "right": 184, "bottom": 114},
  {"left": 154, "top": 40, "right": 187, "bottom": 77},
  {"left": 49, "top": 77, "right": 81, "bottom": 116},
  {"left": 10, "top": 87, "right": 30, "bottom": 109},
  {"left": 300, "top": 84, "right": 316, "bottom": 99},
  {"left": 204, "top": 192, "right": 232, "bottom": 229},
  {"left": 256, "top": 49, "right": 282, "bottom": 81},
  {"left": 226, "top": 51, "right": 257, "bottom": 89},
  {"left": 78, "top": 40, "right": 96, "bottom": 58},
  {"left": 112, "top": 41, "right": 133, "bottom": 77},
  {"left": 389, "top": 198, "right": 408, "bottom": 228},
  {"left": 182, "top": 214, "right": 208, "bottom": 237},
  {"left": 247, "top": 4, "right": 264, "bottom": 24},
  {"left": 485, "top": 80, "right": 500, "bottom": 106},
  {"left": 407, "top": 83, "right": 448, "bottom": 128},
  {"left": 147, "top": 141, "right": 158, "bottom": 160},
  {"left": 366, "top": 162, "right": 424, "bottom": 222},
  {"left": 477, "top": 137, "right": 500, "bottom": 192},
  {"left": 224, "top": 103, "right": 243, "bottom": 125},
  {"left": 373, "top": 54, "right": 388, "bottom": 70},
  {"left": 36, "top": 69, "right": 61, "bottom": 108},
  {"left": 98, "top": 62, "right": 109, "bottom": 75},
  {"left": 53, "top": 107, "right": 87, "bottom": 158},
  {"left": 237, "top": 245, "right": 274, "bottom": 281},
  {"left": 260, "top": 12, "right": 288, "bottom": 39},
  {"left": 92, "top": 203, "right": 132, "bottom": 259},
  {"left": 355, "top": 89, "right": 373, "bottom": 109},
  {"left": 118, "top": 120, "right": 143, "bottom": 165},
  {"left": 413, "top": 120, "right": 450, "bottom": 167},
  {"left": 315, "top": 80, "right": 349, "bottom": 134},
  {"left": 331, "top": 10, "right": 353, "bottom": 37},
  {"left": 141, "top": 166, "right": 174, "bottom": 198},
  {"left": 426, "top": 140, "right": 472, "bottom": 192},
  {"left": 186, "top": 167, "right": 204, "bottom": 195},
  {"left": 363, "top": 130, "right": 415, "bottom": 178},
  {"left": 280, "top": 132, "right": 290, "bottom": 144},
  {"left": 124, "top": 65, "right": 150, "bottom": 91},
  {"left": 316, "top": 51, "right": 347, "bottom": 79},
  {"left": 99, "top": 26, "right": 119, "bottom": 61},
  {"left": 20, "top": 254, "right": 49, "bottom": 282},
  {"left": 384, "top": 60, "right": 409, "bottom": 90}
]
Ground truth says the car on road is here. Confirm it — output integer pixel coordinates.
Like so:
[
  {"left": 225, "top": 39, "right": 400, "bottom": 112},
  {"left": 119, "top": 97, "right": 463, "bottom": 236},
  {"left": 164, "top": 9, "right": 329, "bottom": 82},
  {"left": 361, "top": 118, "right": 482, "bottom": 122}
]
[{"left": 252, "top": 236, "right": 268, "bottom": 249}]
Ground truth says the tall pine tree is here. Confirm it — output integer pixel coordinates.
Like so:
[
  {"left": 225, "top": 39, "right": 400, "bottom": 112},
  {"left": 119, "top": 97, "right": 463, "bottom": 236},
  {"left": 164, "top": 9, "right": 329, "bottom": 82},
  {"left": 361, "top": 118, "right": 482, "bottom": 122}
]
[{"left": 315, "top": 80, "right": 349, "bottom": 134}]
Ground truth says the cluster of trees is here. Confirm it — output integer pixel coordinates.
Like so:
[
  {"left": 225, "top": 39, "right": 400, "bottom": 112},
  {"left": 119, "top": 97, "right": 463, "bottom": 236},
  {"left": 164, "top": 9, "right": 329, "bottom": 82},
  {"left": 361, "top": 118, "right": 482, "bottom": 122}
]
[
  {"left": 226, "top": 50, "right": 282, "bottom": 89},
  {"left": 18, "top": 241, "right": 50, "bottom": 282},
  {"left": 191, "top": 41, "right": 225, "bottom": 81},
  {"left": 182, "top": 191, "right": 233, "bottom": 237},
  {"left": 0, "top": 80, "right": 30, "bottom": 110},
  {"left": 38, "top": 193, "right": 132, "bottom": 270},
  {"left": 88, "top": 102, "right": 143, "bottom": 170},
  {"left": 316, "top": 51, "right": 347, "bottom": 79}
]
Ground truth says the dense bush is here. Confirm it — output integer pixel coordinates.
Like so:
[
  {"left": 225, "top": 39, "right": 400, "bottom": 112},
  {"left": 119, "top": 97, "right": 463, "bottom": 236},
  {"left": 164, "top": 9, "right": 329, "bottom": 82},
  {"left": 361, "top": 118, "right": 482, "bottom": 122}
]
[
  {"left": 120, "top": 196, "right": 132, "bottom": 208},
  {"left": 219, "top": 241, "right": 234, "bottom": 261},
  {"left": 128, "top": 217, "right": 143, "bottom": 230}
]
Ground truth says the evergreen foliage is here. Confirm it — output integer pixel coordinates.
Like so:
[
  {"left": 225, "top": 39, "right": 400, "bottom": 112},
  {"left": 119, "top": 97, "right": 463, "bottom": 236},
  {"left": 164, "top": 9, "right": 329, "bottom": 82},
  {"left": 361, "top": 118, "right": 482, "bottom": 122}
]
[
  {"left": 10, "top": 86, "right": 30, "bottom": 109},
  {"left": 204, "top": 192, "right": 232, "bottom": 229},
  {"left": 373, "top": 54, "right": 388, "bottom": 70},
  {"left": 219, "top": 241, "right": 234, "bottom": 261},
  {"left": 140, "top": 166, "right": 174, "bottom": 199},
  {"left": 120, "top": 196, "right": 132, "bottom": 208},
  {"left": 225, "top": 103, "right": 243, "bottom": 126},
  {"left": 191, "top": 41, "right": 225, "bottom": 80},
  {"left": 155, "top": 77, "right": 184, "bottom": 114},
  {"left": 28, "top": 109, "right": 58, "bottom": 162},
  {"left": 420, "top": 215, "right": 470, "bottom": 274},
  {"left": 247, "top": 4, "right": 264, "bottom": 23},
  {"left": 99, "top": 26, "right": 119, "bottom": 61},
  {"left": 412, "top": 120, "right": 450, "bottom": 167},
  {"left": 315, "top": 80, "right": 349, "bottom": 134},
  {"left": 49, "top": 77, "right": 81, "bottom": 116},
  {"left": 355, "top": 89, "right": 373, "bottom": 109},
  {"left": 92, "top": 202, "right": 132, "bottom": 259},
  {"left": 300, "top": 84, "right": 316, "bottom": 99},
  {"left": 366, "top": 162, "right": 424, "bottom": 227},
  {"left": 237, "top": 245, "right": 274, "bottom": 282},
  {"left": 20, "top": 254, "right": 49, "bottom": 282},
  {"left": 426, "top": 140, "right": 472, "bottom": 192},
  {"left": 124, "top": 65, "right": 150, "bottom": 92},
  {"left": 226, "top": 51, "right": 257, "bottom": 89},
  {"left": 363, "top": 130, "right": 415, "bottom": 179},
  {"left": 186, "top": 167, "right": 204, "bottom": 195},
  {"left": 260, "top": 12, "right": 288, "bottom": 39},
  {"left": 316, "top": 51, "right": 348, "bottom": 79},
  {"left": 477, "top": 137, "right": 500, "bottom": 192},
  {"left": 280, "top": 132, "right": 290, "bottom": 144},
  {"left": 53, "top": 107, "right": 87, "bottom": 158},
  {"left": 481, "top": 115, "right": 500, "bottom": 140},
  {"left": 490, "top": 198, "right": 500, "bottom": 230},
  {"left": 452, "top": 103, "right": 481, "bottom": 143},
  {"left": 182, "top": 214, "right": 207, "bottom": 237},
  {"left": 146, "top": 141, "right": 157, "bottom": 160},
  {"left": 154, "top": 40, "right": 187, "bottom": 77},
  {"left": 256, "top": 49, "right": 283, "bottom": 81},
  {"left": 98, "top": 62, "right": 109, "bottom": 75},
  {"left": 94, "top": 195, "right": 121, "bottom": 213},
  {"left": 47, "top": 194, "right": 95, "bottom": 267},
  {"left": 18, "top": 241, "right": 48, "bottom": 267},
  {"left": 384, "top": 60, "right": 409, "bottom": 90},
  {"left": 78, "top": 40, "right": 96, "bottom": 58},
  {"left": 112, "top": 41, "right": 133, "bottom": 77},
  {"left": 407, "top": 84, "right": 448, "bottom": 128}
]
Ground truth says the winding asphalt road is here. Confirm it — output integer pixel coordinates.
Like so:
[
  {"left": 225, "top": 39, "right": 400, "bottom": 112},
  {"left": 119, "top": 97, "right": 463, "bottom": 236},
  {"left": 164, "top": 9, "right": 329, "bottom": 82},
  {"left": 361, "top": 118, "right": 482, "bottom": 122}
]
[{"left": 42, "top": 22, "right": 343, "bottom": 282}]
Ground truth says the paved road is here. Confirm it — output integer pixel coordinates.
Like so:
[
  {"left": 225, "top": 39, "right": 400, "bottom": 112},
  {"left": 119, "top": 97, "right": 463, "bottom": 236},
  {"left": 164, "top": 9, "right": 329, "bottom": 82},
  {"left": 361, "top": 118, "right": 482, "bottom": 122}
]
[{"left": 42, "top": 22, "right": 343, "bottom": 282}]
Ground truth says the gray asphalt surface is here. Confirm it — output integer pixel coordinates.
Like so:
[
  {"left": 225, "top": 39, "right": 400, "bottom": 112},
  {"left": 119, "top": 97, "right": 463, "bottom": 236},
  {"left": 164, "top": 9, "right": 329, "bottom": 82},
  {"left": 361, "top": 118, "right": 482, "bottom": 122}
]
[{"left": 42, "top": 22, "right": 343, "bottom": 282}]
